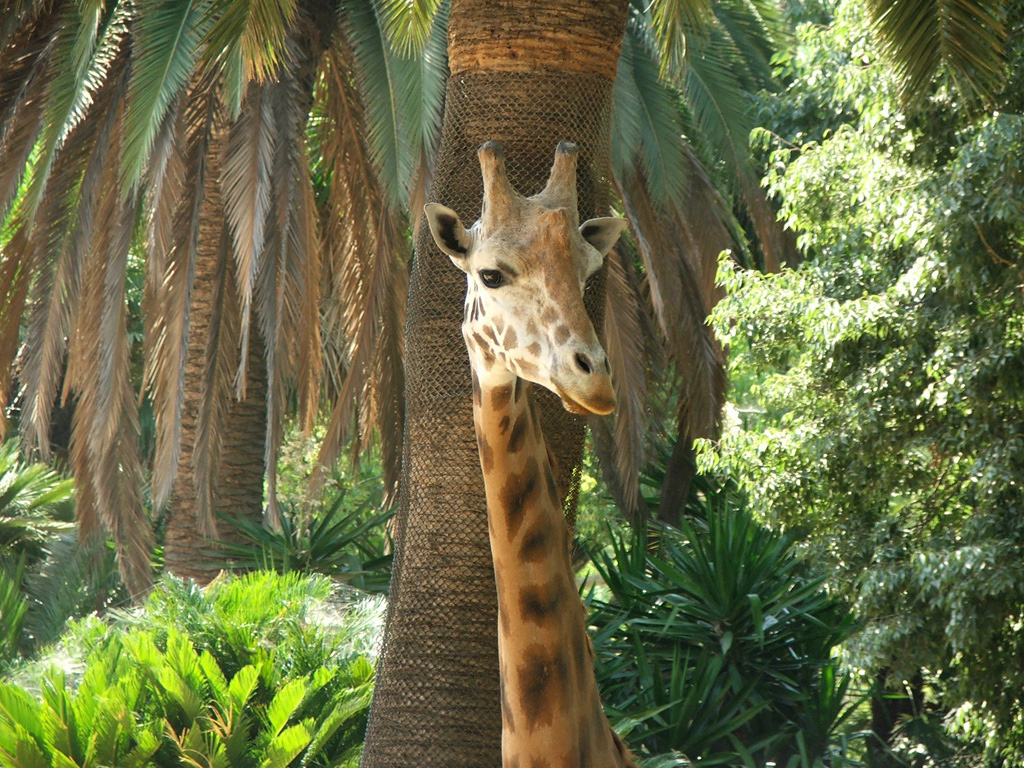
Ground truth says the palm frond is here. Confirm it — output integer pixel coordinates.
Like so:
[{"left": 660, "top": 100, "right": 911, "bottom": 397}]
[
  {"left": 601, "top": 245, "right": 654, "bottom": 515},
  {"left": 378, "top": 0, "right": 442, "bottom": 56},
  {"left": 0, "top": 0, "right": 56, "bottom": 50},
  {"left": 613, "top": 25, "right": 688, "bottom": 208},
  {"left": 121, "top": 0, "right": 208, "bottom": 189},
  {"left": 220, "top": 79, "right": 274, "bottom": 380},
  {"left": 201, "top": 0, "right": 297, "bottom": 116},
  {"left": 647, "top": 0, "right": 715, "bottom": 80},
  {"left": 140, "top": 92, "right": 185, "bottom": 394},
  {"left": 866, "top": 0, "right": 1006, "bottom": 103},
  {"left": 311, "top": 44, "right": 407, "bottom": 500},
  {"left": 18, "top": 0, "right": 122, "bottom": 226},
  {"left": 18, "top": 53, "right": 128, "bottom": 457},
  {"left": 257, "top": 52, "right": 319, "bottom": 529},
  {"left": 742, "top": 177, "right": 797, "bottom": 272},
  {"left": 404, "top": 0, "right": 447, "bottom": 232},
  {"left": 0, "top": 70, "right": 46, "bottom": 233},
  {"left": 0, "top": 5, "right": 57, "bottom": 156},
  {"left": 339, "top": 0, "right": 415, "bottom": 208},
  {"left": 66, "top": 132, "right": 152, "bottom": 596},
  {"left": 711, "top": 0, "right": 787, "bottom": 91},
  {"left": 616, "top": 169, "right": 726, "bottom": 441},
  {"left": 0, "top": 228, "right": 32, "bottom": 440},
  {"left": 678, "top": 24, "right": 753, "bottom": 181}
]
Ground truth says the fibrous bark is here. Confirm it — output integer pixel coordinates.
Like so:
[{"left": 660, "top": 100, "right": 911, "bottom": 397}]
[{"left": 360, "top": 3, "right": 629, "bottom": 766}]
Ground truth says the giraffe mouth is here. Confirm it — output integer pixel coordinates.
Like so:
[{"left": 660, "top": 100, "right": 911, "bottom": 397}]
[{"left": 558, "top": 391, "right": 616, "bottom": 417}]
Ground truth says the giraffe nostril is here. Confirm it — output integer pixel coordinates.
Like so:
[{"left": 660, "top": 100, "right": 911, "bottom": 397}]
[
  {"left": 603, "top": 357, "right": 610, "bottom": 374},
  {"left": 575, "top": 352, "right": 593, "bottom": 375}
]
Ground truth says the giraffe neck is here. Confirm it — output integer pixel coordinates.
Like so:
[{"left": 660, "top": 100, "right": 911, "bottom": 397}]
[{"left": 471, "top": 371, "right": 632, "bottom": 768}]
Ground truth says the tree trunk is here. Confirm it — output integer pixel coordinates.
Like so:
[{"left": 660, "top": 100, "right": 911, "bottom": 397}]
[
  {"left": 162, "top": 182, "right": 267, "bottom": 585},
  {"left": 360, "top": 3, "right": 629, "bottom": 767}
]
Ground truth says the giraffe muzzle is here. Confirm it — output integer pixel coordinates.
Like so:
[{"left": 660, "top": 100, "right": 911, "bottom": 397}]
[{"left": 556, "top": 375, "right": 616, "bottom": 416}]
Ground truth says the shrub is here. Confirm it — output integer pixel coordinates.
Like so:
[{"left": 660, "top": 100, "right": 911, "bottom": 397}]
[
  {"left": 588, "top": 491, "right": 863, "bottom": 767},
  {"left": 216, "top": 484, "right": 393, "bottom": 594},
  {"left": 0, "top": 571, "right": 380, "bottom": 768}
]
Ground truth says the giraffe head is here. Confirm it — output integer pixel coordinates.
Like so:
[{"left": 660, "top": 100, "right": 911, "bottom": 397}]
[{"left": 425, "top": 141, "right": 627, "bottom": 416}]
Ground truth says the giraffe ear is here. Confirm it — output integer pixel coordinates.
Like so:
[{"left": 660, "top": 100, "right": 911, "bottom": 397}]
[
  {"left": 580, "top": 216, "right": 628, "bottom": 257},
  {"left": 425, "top": 203, "right": 473, "bottom": 271}
]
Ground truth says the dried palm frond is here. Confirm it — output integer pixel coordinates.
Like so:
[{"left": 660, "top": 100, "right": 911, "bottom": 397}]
[
  {"left": 617, "top": 168, "right": 726, "bottom": 443},
  {"left": 0, "top": 228, "right": 33, "bottom": 439},
  {"left": 257, "top": 51, "right": 320, "bottom": 529},
  {"left": 311, "top": 42, "right": 408, "bottom": 502},
  {"left": 66, "top": 116, "right": 152, "bottom": 596},
  {"left": 139, "top": 94, "right": 185, "bottom": 392},
  {"left": 0, "top": 56, "right": 47, "bottom": 229},
  {"left": 600, "top": 244, "right": 655, "bottom": 516},
  {"left": 0, "top": 5, "right": 58, "bottom": 174},
  {"left": 18, "top": 52, "right": 128, "bottom": 457},
  {"left": 220, "top": 79, "right": 274, "bottom": 389}
]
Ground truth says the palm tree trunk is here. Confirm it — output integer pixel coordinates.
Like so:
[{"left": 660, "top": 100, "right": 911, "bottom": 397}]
[
  {"left": 162, "top": 198, "right": 267, "bottom": 585},
  {"left": 360, "top": 3, "right": 629, "bottom": 766}
]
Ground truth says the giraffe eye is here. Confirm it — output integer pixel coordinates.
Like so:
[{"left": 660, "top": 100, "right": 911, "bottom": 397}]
[{"left": 479, "top": 269, "right": 504, "bottom": 288}]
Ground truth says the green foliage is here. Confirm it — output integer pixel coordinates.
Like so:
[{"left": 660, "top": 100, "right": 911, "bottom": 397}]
[
  {"left": 216, "top": 481, "right": 394, "bottom": 593},
  {"left": 0, "top": 442, "right": 119, "bottom": 668},
  {"left": 588, "top": 494, "right": 860, "bottom": 766},
  {"left": 0, "top": 441, "right": 75, "bottom": 565},
  {"left": 708, "top": 2, "right": 1024, "bottom": 762},
  {"left": 0, "top": 572, "right": 378, "bottom": 768}
]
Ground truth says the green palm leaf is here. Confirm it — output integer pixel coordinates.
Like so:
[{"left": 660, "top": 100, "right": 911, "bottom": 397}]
[
  {"left": 201, "top": 0, "right": 297, "bottom": 116},
  {"left": 121, "top": 0, "right": 208, "bottom": 189},
  {"left": 378, "top": 0, "right": 442, "bottom": 56},
  {"left": 647, "top": 0, "right": 715, "bottom": 80},
  {"left": 866, "top": 0, "right": 1006, "bottom": 102},
  {"left": 613, "top": 23, "right": 689, "bottom": 207},
  {"left": 340, "top": 0, "right": 416, "bottom": 207},
  {"left": 679, "top": 24, "right": 753, "bottom": 182}
]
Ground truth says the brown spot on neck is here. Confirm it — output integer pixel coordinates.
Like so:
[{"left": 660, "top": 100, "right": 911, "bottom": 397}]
[
  {"left": 507, "top": 410, "right": 530, "bottom": 453},
  {"left": 501, "top": 457, "right": 540, "bottom": 538},
  {"left": 516, "top": 643, "right": 570, "bottom": 730},
  {"left": 519, "top": 582, "right": 565, "bottom": 625}
]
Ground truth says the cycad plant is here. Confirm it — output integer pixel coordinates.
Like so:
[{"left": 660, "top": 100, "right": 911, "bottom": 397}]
[
  {"left": 0, "top": 439, "right": 74, "bottom": 564},
  {"left": 0, "top": 438, "right": 80, "bottom": 665},
  {"left": 587, "top": 485, "right": 861, "bottom": 766},
  {"left": 0, "top": 571, "right": 378, "bottom": 768}
]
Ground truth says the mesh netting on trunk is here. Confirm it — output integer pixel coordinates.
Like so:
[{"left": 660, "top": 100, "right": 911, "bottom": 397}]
[{"left": 360, "top": 70, "right": 613, "bottom": 768}]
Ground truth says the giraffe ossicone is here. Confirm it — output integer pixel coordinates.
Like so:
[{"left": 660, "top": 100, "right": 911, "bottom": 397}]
[{"left": 425, "top": 142, "right": 636, "bottom": 768}]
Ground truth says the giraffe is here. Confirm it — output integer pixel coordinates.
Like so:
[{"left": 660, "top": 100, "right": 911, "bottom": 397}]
[{"left": 424, "top": 140, "right": 637, "bottom": 768}]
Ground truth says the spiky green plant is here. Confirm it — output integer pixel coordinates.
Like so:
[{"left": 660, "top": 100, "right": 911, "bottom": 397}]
[
  {"left": 215, "top": 482, "right": 394, "bottom": 593},
  {"left": 587, "top": 492, "right": 861, "bottom": 766}
]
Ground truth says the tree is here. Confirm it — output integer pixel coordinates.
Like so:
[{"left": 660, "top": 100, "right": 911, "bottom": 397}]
[
  {"left": 704, "top": 1, "right": 1024, "bottom": 762},
  {"left": 0, "top": 0, "right": 421, "bottom": 589}
]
